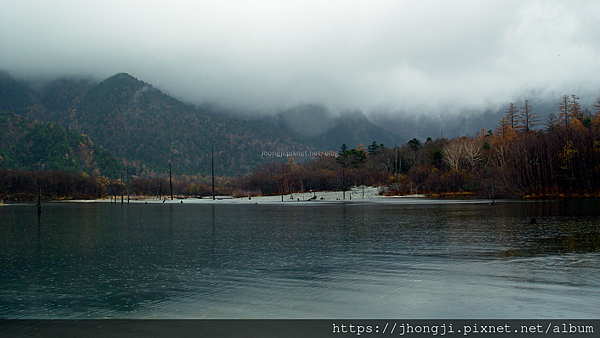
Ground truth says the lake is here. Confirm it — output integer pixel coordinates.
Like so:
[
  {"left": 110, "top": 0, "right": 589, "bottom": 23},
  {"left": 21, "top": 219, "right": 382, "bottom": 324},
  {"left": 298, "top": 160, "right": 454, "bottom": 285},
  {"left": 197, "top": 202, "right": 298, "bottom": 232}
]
[{"left": 1, "top": 198, "right": 599, "bottom": 319}]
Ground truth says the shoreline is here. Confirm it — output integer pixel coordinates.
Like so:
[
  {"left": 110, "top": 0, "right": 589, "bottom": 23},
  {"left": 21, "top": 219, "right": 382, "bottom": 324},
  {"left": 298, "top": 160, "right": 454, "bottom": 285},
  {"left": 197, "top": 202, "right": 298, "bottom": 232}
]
[
  {"left": 4, "top": 187, "right": 460, "bottom": 205},
  {"left": 70, "top": 187, "right": 385, "bottom": 204},
  {"left": 24, "top": 193, "right": 505, "bottom": 206}
]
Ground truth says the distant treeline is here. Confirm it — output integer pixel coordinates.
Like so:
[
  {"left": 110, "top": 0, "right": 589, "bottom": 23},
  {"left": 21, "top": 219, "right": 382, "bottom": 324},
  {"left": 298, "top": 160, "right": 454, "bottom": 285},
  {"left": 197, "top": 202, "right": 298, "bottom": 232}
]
[
  {"left": 0, "top": 169, "right": 104, "bottom": 201},
  {"left": 0, "top": 169, "right": 235, "bottom": 201},
  {"left": 2, "top": 95, "right": 600, "bottom": 201},
  {"left": 123, "top": 175, "right": 235, "bottom": 199},
  {"left": 239, "top": 95, "right": 600, "bottom": 199}
]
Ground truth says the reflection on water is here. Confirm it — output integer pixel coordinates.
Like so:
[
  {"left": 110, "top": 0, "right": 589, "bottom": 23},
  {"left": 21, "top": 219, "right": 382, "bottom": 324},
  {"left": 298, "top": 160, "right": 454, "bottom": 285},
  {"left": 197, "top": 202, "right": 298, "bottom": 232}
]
[{"left": 0, "top": 200, "right": 599, "bottom": 319}]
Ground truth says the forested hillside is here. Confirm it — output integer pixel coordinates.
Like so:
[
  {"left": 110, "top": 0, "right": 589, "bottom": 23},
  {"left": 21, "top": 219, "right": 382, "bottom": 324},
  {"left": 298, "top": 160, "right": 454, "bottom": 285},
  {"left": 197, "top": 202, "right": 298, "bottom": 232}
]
[
  {"left": 0, "top": 110, "right": 121, "bottom": 177},
  {"left": 0, "top": 73, "right": 301, "bottom": 175},
  {"left": 1, "top": 72, "right": 402, "bottom": 177}
]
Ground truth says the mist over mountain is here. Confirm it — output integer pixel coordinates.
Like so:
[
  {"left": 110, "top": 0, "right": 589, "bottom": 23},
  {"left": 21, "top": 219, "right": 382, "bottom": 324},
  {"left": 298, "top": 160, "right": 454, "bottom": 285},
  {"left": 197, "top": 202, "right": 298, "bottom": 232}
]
[
  {"left": 0, "top": 71, "right": 406, "bottom": 176},
  {"left": 3, "top": 1, "right": 600, "bottom": 118},
  {"left": 4, "top": 70, "right": 599, "bottom": 177},
  {"left": 371, "top": 94, "right": 600, "bottom": 141},
  {"left": 275, "top": 105, "right": 336, "bottom": 139},
  {"left": 263, "top": 104, "right": 402, "bottom": 150},
  {"left": 0, "top": 71, "right": 35, "bottom": 116}
]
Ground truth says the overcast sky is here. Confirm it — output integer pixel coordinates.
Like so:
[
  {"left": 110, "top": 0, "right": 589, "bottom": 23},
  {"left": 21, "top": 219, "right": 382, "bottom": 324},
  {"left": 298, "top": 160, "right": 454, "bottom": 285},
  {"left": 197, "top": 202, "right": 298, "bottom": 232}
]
[{"left": 1, "top": 0, "right": 599, "bottom": 116}]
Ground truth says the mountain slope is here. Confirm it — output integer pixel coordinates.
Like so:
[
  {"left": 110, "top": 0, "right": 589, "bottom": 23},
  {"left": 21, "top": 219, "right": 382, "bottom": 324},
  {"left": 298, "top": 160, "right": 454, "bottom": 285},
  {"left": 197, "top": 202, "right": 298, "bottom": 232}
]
[
  {"left": 32, "top": 73, "right": 313, "bottom": 175},
  {"left": 0, "top": 71, "right": 35, "bottom": 116},
  {"left": 316, "top": 110, "right": 402, "bottom": 150},
  {"left": 0, "top": 71, "right": 404, "bottom": 176},
  {"left": 269, "top": 104, "right": 403, "bottom": 151},
  {"left": 0, "top": 110, "right": 121, "bottom": 177}
]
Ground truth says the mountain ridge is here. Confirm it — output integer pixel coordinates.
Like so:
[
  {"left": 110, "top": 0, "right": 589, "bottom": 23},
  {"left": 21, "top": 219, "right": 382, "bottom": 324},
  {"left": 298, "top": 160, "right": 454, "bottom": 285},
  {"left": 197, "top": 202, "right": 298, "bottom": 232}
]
[{"left": 0, "top": 71, "right": 403, "bottom": 176}]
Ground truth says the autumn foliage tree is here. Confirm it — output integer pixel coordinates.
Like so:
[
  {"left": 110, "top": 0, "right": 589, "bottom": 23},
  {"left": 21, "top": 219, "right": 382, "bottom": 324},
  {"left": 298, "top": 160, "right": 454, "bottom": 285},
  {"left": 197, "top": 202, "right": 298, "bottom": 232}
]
[{"left": 239, "top": 95, "right": 600, "bottom": 199}]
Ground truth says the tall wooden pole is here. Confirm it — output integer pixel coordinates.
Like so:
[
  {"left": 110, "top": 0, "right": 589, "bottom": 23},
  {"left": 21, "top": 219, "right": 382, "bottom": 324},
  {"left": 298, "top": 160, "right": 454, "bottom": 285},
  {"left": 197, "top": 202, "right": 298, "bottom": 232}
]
[
  {"left": 126, "top": 163, "right": 130, "bottom": 203},
  {"left": 120, "top": 167, "right": 124, "bottom": 203},
  {"left": 169, "top": 161, "right": 173, "bottom": 200},
  {"left": 491, "top": 164, "right": 495, "bottom": 205},
  {"left": 36, "top": 185, "right": 41, "bottom": 213},
  {"left": 211, "top": 143, "right": 215, "bottom": 200},
  {"left": 395, "top": 145, "right": 399, "bottom": 176},
  {"left": 342, "top": 163, "right": 345, "bottom": 200}
]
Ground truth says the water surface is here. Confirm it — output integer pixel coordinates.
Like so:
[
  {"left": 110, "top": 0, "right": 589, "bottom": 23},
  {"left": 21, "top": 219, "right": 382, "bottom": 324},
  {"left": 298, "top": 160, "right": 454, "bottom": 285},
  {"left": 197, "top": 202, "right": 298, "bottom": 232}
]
[{"left": 1, "top": 199, "right": 599, "bottom": 318}]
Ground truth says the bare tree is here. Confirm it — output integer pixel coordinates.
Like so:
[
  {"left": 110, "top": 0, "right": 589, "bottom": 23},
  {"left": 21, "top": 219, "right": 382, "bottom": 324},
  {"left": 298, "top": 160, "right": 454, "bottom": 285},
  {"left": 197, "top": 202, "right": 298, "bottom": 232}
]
[
  {"left": 462, "top": 137, "right": 483, "bottom": 167},
  {"left": 593, "top": 96, "right": 600, "bottom": 116},
  {"left": 492, "top": 140, "right": 509, "bottom": 168},
  {"left": 569, "top": 94, "right": 583, "bottom": 121},
  {"left": 494, "top": 117, "right": 510, "bottom": 139},
  {"left": 593, "top": 97, "right": 600, "bottom": 124},
  {"left": 517, "top": 99, "right": 540, "bottom": 132},
  {"left": 505, "top": 103, "right": 519, "bottom": 129},
  {"left": 442, "top": 138, "right": 464, "bottom": 170},
  {"left": 558, "top": 95, "right": 571, "bottom": 125}
]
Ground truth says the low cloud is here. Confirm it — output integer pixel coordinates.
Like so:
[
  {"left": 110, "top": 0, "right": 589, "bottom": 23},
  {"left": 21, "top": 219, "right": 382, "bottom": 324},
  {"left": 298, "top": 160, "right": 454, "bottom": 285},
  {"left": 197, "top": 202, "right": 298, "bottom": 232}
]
[{"left": 2, "top": 0, "right": 599, "bottom": 115}]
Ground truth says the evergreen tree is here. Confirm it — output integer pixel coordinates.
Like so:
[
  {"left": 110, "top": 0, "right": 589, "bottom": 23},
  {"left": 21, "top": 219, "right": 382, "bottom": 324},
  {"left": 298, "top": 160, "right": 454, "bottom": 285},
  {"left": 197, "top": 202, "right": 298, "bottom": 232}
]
[
  {"left": 407, "top": 138, "right": 422, "bottom": 151},
  {"left": 367, "top": 141, "right": 384, "bottom": 155},
  {"left": 545, "top": 112, "right": 560, "bottom": 132},
  {"left": 339, "top": 143, "right": 348, "bottom": 154}
]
